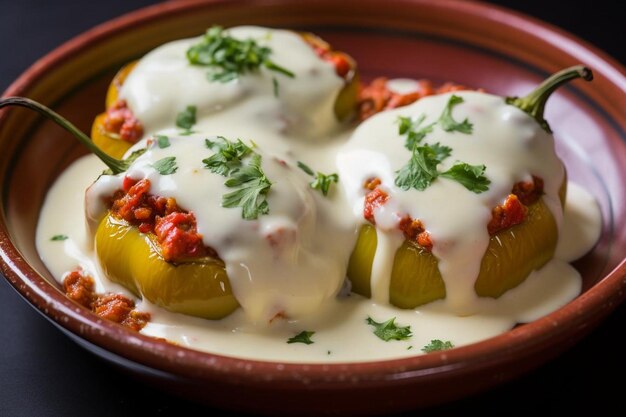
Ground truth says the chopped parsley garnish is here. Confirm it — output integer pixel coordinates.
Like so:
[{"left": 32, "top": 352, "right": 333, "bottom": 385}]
[
  {"left": 394, "top": 145, "right": 441, "bottom": 191},
  {"left": 222, "top": 154, "right": 272, "bottom": 220},
  {"left": 297, "top": 161, "right": 339, "bottom": 196},
  {"left": 394, "top": 95, "right": 489, "bottom": 193},
  {"left": 186, "top": 26, "right": 295, "bottom": 87},
  {"left": 429, "top": 142, "right": 453, "bottom": 162},
  {"left": 287, "top": 330, "right": 315, "bottom": 345},
  {"left": 152, "top": 156, "right": 178, "bottom": 175},
  {"left": 440, "top": 162, "right": 490, "bottom": 193},
  {"left": 366, "top": 316, "right": 412, "bottom": 342},
  {"left": 176, "top": 105, "right": 197, "bottom": 134},
  {"left": 50, "top": 234, "right": 68, "bottom": 241},
  {"left": 438, "top": 95, "right": 473, "bottom": 133},
  {"left": 397, "top": 114, "right": 435, "bottom": 150},
  {"left": 155, "top": 135, "right": 170, "bottom": 149},
  {"left": 203, "top": 137, "right": 272, "bottom": 220},
  {"left": 421, "top": 339, "right": 454, "bottom": 353},
  {"left": 203, "top": 137, "right": 252, "bottom": 176},
  {"left": 272, "top": 77, "right": 279, "bottom": 97}
]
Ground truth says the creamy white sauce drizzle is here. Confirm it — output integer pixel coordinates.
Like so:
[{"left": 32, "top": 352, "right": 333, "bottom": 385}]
[
  {"left": 35, "top": 26, "right": 602, "bottom": 362},
  {"left": 337, "top": 92, "right": 566, "bottom": 314},
  {"left": 555, "top": 182, "right": 602, "bottom": 261},
  {"left": 121, "top": 26, "right": 345, "bottom": 146},
  {"left": 35, "top": 154, "right": 596, "bottom": 362}
]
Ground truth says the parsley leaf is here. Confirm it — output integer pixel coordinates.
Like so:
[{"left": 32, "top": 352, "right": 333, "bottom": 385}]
[
  {"left": 155, "top": 135, "right": 170, "bottom": 149},
  {"left": 296, "top": 161, "right": 315, "bottom": 176},
  {"left": 440, "top": 162, "right": 490, "bottom": 193},
  {"left": 287, "top": 330, "right": 315, "bottom": 345},
  {"left": 186, "top": 26, "right": 295, "bottom": 85},
  {"left": 438, "top": 95, "right": 473, "bottom": 134},
  {"left": 176, "top": 105, "right": 197, "bottom": 134},
  {"left": 397, "top": 114, "right": 435, "bottom": 150},
  {"left": 152, "top": 156, "right": 178, "bottom": 175},
  {"left": 421, "top": 339, "right": 454, "bottom": 353},
  {"left": 50, "top": 234, "right": 68, "bottom": 241},
  {"left": 366, "top": 316, "right": 412, "bottom": 341},
  {"left": 394, "top": 96, "right": 489, "bottom": 194},
  {"left": 394, "top": 145, "right": 440, "bottom": 191},
  {"left": 429, "top": 142, "right": 452, "bottom": 162},
  {"left": 203, "top": 137, "right": 252, "bottom": 176},
  {"left": 311, "top": 173, "right": 339, "bottom": 196},
  {"left": 222, "top": 154, "right": 272, "bottom": 220},
  {"left": 297, "top": 161, "right": 339, "bottom": 196}
]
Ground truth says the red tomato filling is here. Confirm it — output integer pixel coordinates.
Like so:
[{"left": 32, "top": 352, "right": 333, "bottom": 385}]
[
  {"left": 362, "top": 177, "right": 544, "bottom": 252},
  {"left": 63, "top": 269, "right": 150, "bottom": 332},
  {"left": 303, "top": 36, "right": 352, "bottom": 78},
  {"left": 109, "top": 178, "right": 214, "bottom": 262},
  {"left": 103, "top": 99, "right": 144, "bottom": 143},
  {"left": 357, "top": 78, "right": 473, "bottom": 121}
]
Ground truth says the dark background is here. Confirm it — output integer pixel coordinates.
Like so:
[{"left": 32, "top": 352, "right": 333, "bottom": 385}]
[{"left": 1, "top": 1, "right": 624, "bottom": 416}]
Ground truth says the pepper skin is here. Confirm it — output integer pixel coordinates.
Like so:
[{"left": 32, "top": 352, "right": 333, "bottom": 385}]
[
  {"left": 91, "top": 62, "right": 138, "bottom": 159},
  {"left": 95, "top": 213, "right": 239, "bottom": 319},
  {"left": 300, "top": 32, "right": 359, "bottom": 121},
  {"left": 347, "top": 196, "right": 559, "bottom": 308}
]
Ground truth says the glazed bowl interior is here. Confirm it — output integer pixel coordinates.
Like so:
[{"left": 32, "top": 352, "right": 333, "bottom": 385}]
[{"left": 1, "top": 0, "right": 626, "bottom": 414}]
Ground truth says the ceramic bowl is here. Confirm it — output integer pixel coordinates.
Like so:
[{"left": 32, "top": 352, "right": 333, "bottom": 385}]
[{"left": 1, "top": 0, "right": 625, "bottom": 414}]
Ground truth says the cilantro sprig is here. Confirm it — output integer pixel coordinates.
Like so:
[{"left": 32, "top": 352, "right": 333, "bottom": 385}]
[
  {"left": 439, "top": 95, "right": 473, "bottom": 133},
  {"left": 394, "top": 95, "right": 490, "bottom": 193},
  {"left": 186, "top": 26, "right": 295, "bottom": 87},
  {"left": 287, "top": 330, "right": 315, "bottom": 345},
  {"left": 222, "top": 154, "right": 272, "bottom": 220},
  {"left": 398, "top": 114, "right": 435, "bottom": 150},
  {"left": 366, "top": 316, "right": 412, "bottom": 342},
  {"left": 155, "top": 135, "right": 170, "bottom": 149},
  {"left": 297, "top": 161, "right": 339, "bottom": 196},
  {"left": 440, "top": 163, "right": 490, "bottom": 193},
  {"left": 203, "top": 137, "right": 252, "bottom": 176},
  {"left": 395, "top": 145, "right": 445, "bottom": 191},
  {"left": 176, "top": 105, "right": 197, "bottom": 135},
  {"left": 50, "top": 234, "right": 68, "bottom": 241},
  {"left": 152, "top": 156, "right": 178, "bottom": 175},
  {"left": 421, "top": 339, "right": 454, "bottom": 353},
  {"left": 203, "top": 137, "right": 272, "bottom": 220}
]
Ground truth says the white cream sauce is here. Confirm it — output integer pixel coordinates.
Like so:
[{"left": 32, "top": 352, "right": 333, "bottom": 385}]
[
  {"left": 337, "top": 92, "right": 565, "bottom": 315},
  {"left": 35, "top": 154, "right": 596, "bottom": 362},
  {"left": 121, "top": 26, "right": 345, "bottom": 146},
  {"left": 35, "top": 26, "right": 602, "bottom": 362}
]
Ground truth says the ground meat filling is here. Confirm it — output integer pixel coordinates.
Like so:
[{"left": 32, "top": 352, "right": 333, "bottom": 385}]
[
  {"left": 103, "top": 99, "right": 144, "bottom": 143},
  {"left": 488, "top": 176, "right": 544, "bottom": 235},
  {"left": 362, "top": 176, "right": 544, "bottom": 252},
  {"left": 357, "top": 78, "right": 472, "bottom": 121},
  {"left": 63, "top": 270, "right": 150, "bottom": 332},
  {"left": 108, "top": 177, "right": 215, "bottom": 262}
]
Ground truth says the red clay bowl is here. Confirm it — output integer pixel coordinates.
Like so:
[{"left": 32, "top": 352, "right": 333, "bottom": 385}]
[{"left": 1, "top": 0, "right": 625, "bottom": 415}]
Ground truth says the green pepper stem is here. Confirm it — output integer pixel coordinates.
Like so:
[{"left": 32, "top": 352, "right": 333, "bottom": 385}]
[
  {"left": 506, "top": 65, "right": 593, "bottom": 133},
  {"left": 0, "top": 97, "right": 128, "bottom": 174}
]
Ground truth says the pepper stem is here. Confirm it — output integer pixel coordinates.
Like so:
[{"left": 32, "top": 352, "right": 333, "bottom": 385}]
[
  {"left": 506, "top": 65, "right": 593, "bottom": 133},
  {"left": 0, "top": 97, "right": 128, "bottom": 174}
]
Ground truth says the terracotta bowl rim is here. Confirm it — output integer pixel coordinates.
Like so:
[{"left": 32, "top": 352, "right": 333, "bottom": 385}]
[{"left": 1, "top": 0, "right": 626, "bottom": 385}]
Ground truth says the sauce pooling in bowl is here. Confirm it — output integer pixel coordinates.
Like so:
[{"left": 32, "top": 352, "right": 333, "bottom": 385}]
[{"left": 34, "top": 26, "right": 601, "bottom": 362}]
